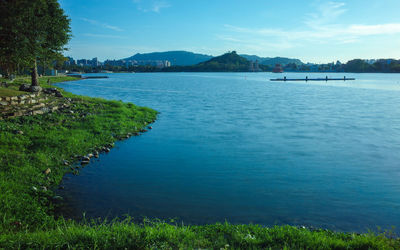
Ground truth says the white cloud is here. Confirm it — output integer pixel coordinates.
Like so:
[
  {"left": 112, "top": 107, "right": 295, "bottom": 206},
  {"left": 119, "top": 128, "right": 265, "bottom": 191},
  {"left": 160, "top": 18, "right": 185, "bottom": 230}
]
[
  {"left": 305, "top": 1, "right": 347, "bottom": 28},
  {"left": 219, "top": 0, "right": 400, "bottom": 55},
  {"left": 80, "top": 18, "right": 123, "bottom": 32},
  {"left": 221, "top": 22, "right": 400, "bottom": 49},
  {"left": 347, "top": 23, "right": 400, "bottom": 36},
  {"left": 133, "top": 0, "right": 170, "bottom": 13},
  {"left": 83, "top": 33, "right": 127, "bottom": 39}
]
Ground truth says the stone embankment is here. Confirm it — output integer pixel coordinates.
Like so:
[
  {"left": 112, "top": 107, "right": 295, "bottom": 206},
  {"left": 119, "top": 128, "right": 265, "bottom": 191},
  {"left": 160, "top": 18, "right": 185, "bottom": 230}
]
[{"left": 0, "top": 87, "right": 70, "bottom": 120}]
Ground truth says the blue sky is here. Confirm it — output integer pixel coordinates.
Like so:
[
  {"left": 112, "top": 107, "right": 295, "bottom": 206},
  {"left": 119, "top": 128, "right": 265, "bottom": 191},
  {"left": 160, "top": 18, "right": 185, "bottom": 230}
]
[{"left": 60, "top": 0, "right": 400, "bottom": 63}]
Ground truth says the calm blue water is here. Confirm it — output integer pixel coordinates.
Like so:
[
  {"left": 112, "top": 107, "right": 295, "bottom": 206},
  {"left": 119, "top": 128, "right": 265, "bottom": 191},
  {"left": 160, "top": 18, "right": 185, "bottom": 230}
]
[{"left": 57, "top": 73, "right": 400, "bottom": 233}]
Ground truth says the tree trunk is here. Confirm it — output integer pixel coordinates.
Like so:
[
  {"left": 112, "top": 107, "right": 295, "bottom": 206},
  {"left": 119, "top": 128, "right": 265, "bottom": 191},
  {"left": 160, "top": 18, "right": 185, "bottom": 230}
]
[
  {"left": 31, "top": 59, "right": 39, "bottom": 86},
  {"left": 42, "top": 59, "right": 46, "bottom": 76},
  {"left": 6, "top": 68, "right": 11, "bottom": 80}
]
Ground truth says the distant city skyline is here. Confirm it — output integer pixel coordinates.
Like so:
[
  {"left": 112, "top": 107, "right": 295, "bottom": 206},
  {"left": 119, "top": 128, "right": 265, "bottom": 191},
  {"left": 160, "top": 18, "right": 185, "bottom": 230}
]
[{"left": 60, "top": 0, "right": 400, "bottom": 63}]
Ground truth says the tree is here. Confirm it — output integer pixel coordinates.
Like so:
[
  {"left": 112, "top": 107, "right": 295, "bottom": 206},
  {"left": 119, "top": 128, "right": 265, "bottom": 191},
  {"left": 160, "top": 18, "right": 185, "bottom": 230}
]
[
  {"left": 0, "top": 0, "right": 71, "bottom": 87},
  {"left": 344, "top": 59, "right": 372, "bottom": 73}
]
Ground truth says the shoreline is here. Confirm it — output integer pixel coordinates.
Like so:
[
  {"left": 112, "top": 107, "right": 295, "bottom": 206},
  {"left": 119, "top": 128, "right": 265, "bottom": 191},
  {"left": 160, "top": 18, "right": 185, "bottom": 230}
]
[
  {"left": 0, "top": 76, "right": 399, "bottom": 248},
  {"left": 0, "top": 76, "right": 157, "bottom": 229}
]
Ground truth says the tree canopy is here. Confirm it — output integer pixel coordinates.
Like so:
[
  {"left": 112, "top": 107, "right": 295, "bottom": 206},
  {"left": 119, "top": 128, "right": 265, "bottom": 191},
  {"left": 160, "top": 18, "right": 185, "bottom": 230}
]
[{"left": 0, "top": 0, "right": 71, "bottom": 86}]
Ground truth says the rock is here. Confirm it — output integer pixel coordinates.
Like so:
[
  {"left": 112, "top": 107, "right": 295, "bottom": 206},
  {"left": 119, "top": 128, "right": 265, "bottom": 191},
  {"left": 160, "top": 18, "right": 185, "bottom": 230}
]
[
  {"left": 55, "top": 91, "right": 63, "bottom": 98},
  {"left": 104, "top": 147, "right": 110, "bottom": 153},
  {"left": 43, "top": 88, "right": 57, "bottom": 94},
  {"left": 94, "top": 154, "right": 99, "bottom": 158},
  {"left": 0, "top": 82, "right": 9, "bottom": 88},
  {"left": 148, "top": 126, "right": 153, "bottom": 129},
  {"left": 87, "top": 153, "right": 94, "bottom": 158},
  {"left": 0, "top": 101, "right": 8, "bottom": 106},
  {"left": 29, "top": 85, "right": 42, "bottom": 93},
  {"left": 52, "top": 195, "right": 63, "bottom": 201},
  {"left": 59, "top": 186, "right": 65, "bottom": 190},
  {"left": 81, "top": 156, "right": 90, "bottom": 161},
  {"left": 81, "top": 160, "right": 90, "bottom": 165},
  {"left": 63, "top": 160, "right": 69, "bottom": 166},
  {"left": 44, "top": 168, "right": 51, "bottom": 175},
  {"left": 19, "top": 84, "right": 30, "bottom": 91}
]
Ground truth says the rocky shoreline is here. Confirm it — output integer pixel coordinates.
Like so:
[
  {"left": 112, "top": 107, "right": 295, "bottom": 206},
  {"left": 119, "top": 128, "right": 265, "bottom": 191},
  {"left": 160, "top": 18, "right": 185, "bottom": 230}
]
[{"left": 0, "top": 86, "right": 69, "bottom": 120}]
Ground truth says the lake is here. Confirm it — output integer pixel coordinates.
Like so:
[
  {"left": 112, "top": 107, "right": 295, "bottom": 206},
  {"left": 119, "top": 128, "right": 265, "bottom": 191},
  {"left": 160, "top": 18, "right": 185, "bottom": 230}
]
[{"left": 56, "top": 72, "right": 400, "bottom": 233}]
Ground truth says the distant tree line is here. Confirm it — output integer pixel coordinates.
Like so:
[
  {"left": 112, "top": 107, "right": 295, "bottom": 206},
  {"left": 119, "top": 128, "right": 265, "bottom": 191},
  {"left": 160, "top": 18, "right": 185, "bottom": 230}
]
[
  {"left": 59, "top": 52, "right": 400, "bottom": 74},
  {"left": 343, "top": 59, "right": 400, "bottom": 73},
  {"left": 60, "top": 59, "right": 400, "bottom": 74}
]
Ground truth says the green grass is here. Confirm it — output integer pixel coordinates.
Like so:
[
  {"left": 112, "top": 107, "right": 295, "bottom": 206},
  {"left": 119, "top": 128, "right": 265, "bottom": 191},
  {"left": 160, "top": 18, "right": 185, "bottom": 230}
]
[
  {"left": 0, "top": 75, "right": 81, "bottom": 97},
  {"left": 1, "top": 221, "right": 399, "bottom": 249},
  {"left": 0, "top": 76, "right": 399, "bottom": 249},
  {"left": 0, "top": 87, "right": 25, "bottom": 97},
  {"left": 0, "top": 76, "right": 157, "bottom": 231}
]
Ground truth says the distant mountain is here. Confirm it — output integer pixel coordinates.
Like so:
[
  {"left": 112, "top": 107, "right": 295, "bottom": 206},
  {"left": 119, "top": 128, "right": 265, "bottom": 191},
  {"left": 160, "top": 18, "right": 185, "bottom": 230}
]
[
  {"left": 240, "top": 54, "right": 265, "bottom": 62},
  {"left": 262, "top": 57, "right": 303, "bottom": 67},
  {"left": 240, "top": 54, "right": 303, "bottom": 66},
  {"left": 124, "top": 51, "right": 213, "bottom": 66},
  {"left": 192, "top": 51, "right": 250, "bottom": 71}
]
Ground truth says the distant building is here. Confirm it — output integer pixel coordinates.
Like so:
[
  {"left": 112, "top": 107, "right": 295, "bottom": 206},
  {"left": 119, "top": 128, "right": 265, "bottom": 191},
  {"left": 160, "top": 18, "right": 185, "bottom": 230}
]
[
  {"left": 65, "top": 57, "right": 172, "bottom": 69},
  {"left": 92, "top": 57, "right": 99, "bottom": 67},
  {"left": 77, "top": 59, "right": 89, "bottom": 66},
  {"left": 272, "top": 64, "right": 283, "bottom": 73},
  {"left": 64, "top": 56, "right": 76, "bottom": 66},
  {"left": 364, "top": 59, "right": 376, "bottom": 65},
  {"left": 249, "top": 60, "right": 261, "bottom": 72},
  {"left": 45, "top": 69, "right": 57, "bottom": 76}
]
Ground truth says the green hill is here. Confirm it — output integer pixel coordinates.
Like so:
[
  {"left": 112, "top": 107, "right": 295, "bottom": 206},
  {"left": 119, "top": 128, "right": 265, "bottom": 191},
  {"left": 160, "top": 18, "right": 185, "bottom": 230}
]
[
  {"left": 191, "top": 51, "right": 250, "bottom": 71},
  {"left": 124, "top": 51, "right": 212, "bottom": 66},
  {"left": 240, "top": 54, "right": 303, "bottom": 66},
  {"left": 261, "top": 57, "right": 303, "bottom": 66}
]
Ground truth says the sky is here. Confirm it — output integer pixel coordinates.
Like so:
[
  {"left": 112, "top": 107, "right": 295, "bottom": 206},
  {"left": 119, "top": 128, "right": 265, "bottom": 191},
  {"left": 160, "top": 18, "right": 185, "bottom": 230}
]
[{"left": 59, "top": 0, "right": 400, "bottom": 63}]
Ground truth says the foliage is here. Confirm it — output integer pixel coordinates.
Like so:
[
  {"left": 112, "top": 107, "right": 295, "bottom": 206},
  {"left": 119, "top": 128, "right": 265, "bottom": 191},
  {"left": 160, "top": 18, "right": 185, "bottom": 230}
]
[
  {"left": 187, "top": 51, "right": 250, "bottom": 72},
  {"left": 344, "top": 59, "right": 374, "bottom": 73},
  {"left": 0, "top": 0, "right": 71, "bottom": 84}
]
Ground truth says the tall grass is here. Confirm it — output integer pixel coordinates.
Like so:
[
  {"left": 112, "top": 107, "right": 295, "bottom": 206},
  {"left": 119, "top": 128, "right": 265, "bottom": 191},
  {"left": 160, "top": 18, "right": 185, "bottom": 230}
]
[{"left": 1, "top": 220, "right": 399, "bottom": 249}]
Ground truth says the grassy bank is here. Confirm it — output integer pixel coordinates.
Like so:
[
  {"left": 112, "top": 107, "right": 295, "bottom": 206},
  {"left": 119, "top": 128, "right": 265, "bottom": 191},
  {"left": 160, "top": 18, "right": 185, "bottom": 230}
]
[
  {"left": 1, "top": 221, "right": 399, "bottom": 249},
  {"left": 1, "top": 76, "right": 399, "bottom": 249},
  {"left": 0, "top": 76, "right": 157, "bottom": 231}
]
